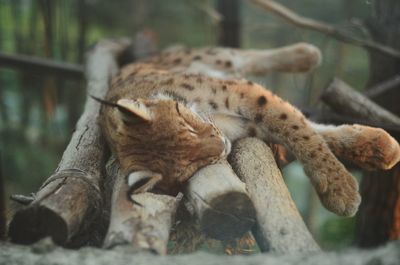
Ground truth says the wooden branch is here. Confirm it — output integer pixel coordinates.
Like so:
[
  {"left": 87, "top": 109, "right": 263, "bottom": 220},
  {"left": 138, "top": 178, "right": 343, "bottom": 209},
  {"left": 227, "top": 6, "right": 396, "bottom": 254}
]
[
  {"left": 229, "top": 138, "right": 320, "bottom": 253},
  {"left": 185, "top": 161, "right": 256, "bottom": 241},
  {"left": 363, "top": 75, "right": 400, "bottom": 99},
  {"left": 103, "top": 162, "right": 178, "bottom": 255},
  {"left": 9, "top": 194, "right": 35, "bottom": 205},
  {"left": 0, "top": 51, "right": 84, "bottom": 79},
  {"left": 321, "top": 78, "right": 400, "bottom": 126},
  {"left": 8, "top": 39, "right": 131, "bottom": 247},
  {"left": 249, "top": 0, "right": 400, "bottom": 59},
  {"left": 301, "top": 107, "right": 400, "bottom": 133}
]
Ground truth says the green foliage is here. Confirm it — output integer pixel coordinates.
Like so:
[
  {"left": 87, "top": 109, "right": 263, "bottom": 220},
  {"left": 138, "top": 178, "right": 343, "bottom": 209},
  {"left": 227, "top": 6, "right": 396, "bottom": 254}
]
[{"left": 319, "top": 216, "right": 356, "bottom": 249}]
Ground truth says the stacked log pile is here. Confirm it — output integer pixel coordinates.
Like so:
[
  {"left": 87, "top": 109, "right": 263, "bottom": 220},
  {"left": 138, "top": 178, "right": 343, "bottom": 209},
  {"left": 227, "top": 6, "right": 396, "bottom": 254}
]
[{"left": 9, "top": 38, "right": 399, "bottom": 255}]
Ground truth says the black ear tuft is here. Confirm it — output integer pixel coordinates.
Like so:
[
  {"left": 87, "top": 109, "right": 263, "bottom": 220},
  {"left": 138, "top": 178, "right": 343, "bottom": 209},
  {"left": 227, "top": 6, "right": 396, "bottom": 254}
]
[
  {"left": 90, "top": 95, "right": 120, "bottom": 108},
  {"left": 91, "top": 96, "right": 152, "bottom": 123}
]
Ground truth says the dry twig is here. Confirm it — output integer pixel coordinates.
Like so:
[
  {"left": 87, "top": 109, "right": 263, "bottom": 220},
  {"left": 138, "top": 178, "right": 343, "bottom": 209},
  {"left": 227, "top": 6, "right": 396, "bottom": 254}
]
[{"left": 249, "top": 0, "right": 400, "bottom": 59}]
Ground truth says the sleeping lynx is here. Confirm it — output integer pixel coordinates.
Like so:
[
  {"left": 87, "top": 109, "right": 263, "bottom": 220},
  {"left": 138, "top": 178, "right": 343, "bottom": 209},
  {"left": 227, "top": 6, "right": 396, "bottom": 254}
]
[{"left": 99, "top": 43, "right": 400, "bottom": 216}]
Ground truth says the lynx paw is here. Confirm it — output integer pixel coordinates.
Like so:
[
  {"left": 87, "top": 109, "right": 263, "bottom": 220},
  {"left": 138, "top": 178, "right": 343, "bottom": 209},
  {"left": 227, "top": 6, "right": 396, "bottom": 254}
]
[
  {"left": 342, "top": 125, "right": 400, "bottom": 170},
  {"left": 320, "top": 174, "right": 361, "bottom": 216},
  {"left": 289, "top": 43, "right": 322, "bottom": 72},
  {"left": 318, "top": 170, "right": 361, "bottom": 216}
]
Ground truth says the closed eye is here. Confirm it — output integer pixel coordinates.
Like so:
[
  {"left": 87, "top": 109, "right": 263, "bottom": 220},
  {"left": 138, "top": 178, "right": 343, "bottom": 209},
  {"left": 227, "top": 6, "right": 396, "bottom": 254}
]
[
  {"left": 175, "top": 102, "right": 181, "bottom": 115},
  {"left": 186, "top": 124, "right": 198, "bottom": 134},
  {"left": 188, "top": 129, "right": 198, "bottom": 134}
]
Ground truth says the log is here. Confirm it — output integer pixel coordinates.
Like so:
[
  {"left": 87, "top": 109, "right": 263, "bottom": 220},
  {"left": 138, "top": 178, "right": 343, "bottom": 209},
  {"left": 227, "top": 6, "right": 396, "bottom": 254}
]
[
  {"left": 8, "top": 39, "right": 131, "bottom": 247},
  {"left": 321, "top": 78, "right": 400, "bottom": 126},
  {"left": 103, "top": 161, "right": 179, "bottom": 255},
  {"left": 229, "top": 138, "right": 320, "bottom": 253},
  {"left": 185, "top": 161, "right": 256, "bottom": 241}
]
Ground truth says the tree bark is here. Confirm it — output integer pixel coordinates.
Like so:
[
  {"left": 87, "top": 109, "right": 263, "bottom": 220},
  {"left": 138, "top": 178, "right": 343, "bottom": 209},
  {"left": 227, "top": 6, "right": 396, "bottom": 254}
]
[
  {"left": 8, "top": 39, "right": 131, "bottom": 247},
  {"left": 229, "top": 138, "right": 320, "bottom": 253},
  {"left": 355, "top": 0, "right": 400, "bottom": 247}
]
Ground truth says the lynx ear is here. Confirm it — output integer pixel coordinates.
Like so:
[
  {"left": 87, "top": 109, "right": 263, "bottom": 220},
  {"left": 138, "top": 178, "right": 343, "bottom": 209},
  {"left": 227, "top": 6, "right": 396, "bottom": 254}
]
[{"left": 116, "top": 99, "right": 152, "bottom": 123}]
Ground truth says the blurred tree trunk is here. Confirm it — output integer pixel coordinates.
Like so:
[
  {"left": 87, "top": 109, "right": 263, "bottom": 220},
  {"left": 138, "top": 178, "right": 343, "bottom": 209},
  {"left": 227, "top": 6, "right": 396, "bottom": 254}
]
[
  {"left": 354, "top": 0, "right": 400, "bottom": 248},
  {"left": 77, "top": 0, "right": 87, "bottom": 63},
  {"left": 217, "top": 0, "right": 240, "bottom": 47}
]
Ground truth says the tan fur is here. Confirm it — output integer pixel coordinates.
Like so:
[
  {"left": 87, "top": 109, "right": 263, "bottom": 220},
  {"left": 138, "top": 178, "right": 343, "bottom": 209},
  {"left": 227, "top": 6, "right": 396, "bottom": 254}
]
[
  {"left": 101, "top": 98, "right": 228, "bottom": 195},
  {"left": 100, "top": 43, "right": 400, "bottom": 216}
]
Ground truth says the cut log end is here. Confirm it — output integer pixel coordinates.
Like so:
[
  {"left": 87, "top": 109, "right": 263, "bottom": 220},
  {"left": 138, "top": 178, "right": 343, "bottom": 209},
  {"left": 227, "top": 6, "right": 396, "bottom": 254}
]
[
  {"left": 201, "top": 191, "right": 256, "bottom": 240},
  {"left": 185, "top": 162, "right": 256, "bottom": 241},
  {"left": 8, "top": 206, "right": 68, "bottom": 245}
]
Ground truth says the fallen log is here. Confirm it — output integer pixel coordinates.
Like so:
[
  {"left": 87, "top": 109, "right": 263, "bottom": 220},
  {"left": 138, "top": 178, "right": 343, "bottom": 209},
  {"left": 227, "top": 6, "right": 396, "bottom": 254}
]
[
  {"left": 103, "top": 160, "right": 179, "bottom": 255},
  {"left": 8, "top": 39, "right": 131, "bottom": 247},
  {"left": 229, "top": 137, "right": 320, "bottom": 253},
  {"left": 185, "top": 161, "right": 256, "bottom": 241}
]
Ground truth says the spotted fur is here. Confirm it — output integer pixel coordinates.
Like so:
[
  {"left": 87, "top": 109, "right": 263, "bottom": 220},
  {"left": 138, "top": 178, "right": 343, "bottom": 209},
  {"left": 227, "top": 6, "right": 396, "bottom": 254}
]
[{"left": 100, "top": 43, "right": 400, "bottom": 216}]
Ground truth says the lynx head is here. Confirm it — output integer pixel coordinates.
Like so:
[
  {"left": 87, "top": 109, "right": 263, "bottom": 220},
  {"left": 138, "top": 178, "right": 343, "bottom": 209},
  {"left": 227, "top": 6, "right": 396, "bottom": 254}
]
[{"left": 101, "top": 97, "right": 230, "bottom": 194}]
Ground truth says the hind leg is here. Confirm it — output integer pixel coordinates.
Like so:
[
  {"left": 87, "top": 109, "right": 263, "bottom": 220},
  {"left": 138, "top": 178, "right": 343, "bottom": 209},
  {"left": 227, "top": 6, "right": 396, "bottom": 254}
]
[{"left": 311, "top": 123, "right": 400, "bottom": 170}]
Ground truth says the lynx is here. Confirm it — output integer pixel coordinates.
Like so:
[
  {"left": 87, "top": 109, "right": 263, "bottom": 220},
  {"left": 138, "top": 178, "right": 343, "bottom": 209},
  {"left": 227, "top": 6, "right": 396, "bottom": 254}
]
[{"left": 99, "top": 43, "right": 400, "bottom": 216}]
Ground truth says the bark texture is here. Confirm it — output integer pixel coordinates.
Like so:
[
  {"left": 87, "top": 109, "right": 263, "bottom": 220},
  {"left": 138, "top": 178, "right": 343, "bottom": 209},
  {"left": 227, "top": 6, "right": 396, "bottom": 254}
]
[{"left": 229, "top": 138, "right": 320, "bottom": 253}]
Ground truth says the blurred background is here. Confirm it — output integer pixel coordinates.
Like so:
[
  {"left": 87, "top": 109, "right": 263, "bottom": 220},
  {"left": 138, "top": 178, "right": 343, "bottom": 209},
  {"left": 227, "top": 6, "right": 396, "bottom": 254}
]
[{"left": 1, "top": 0, "right": 399, "bottom": 252}]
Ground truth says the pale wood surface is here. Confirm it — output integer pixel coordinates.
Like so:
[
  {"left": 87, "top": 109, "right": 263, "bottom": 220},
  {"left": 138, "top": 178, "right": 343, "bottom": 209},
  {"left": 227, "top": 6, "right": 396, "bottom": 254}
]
[
  {"left": 103, "top": 161, "right": 178, "bottom": 255},
  {"left": 229, "top": 137, "right": 320, "bottom": 253}
]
